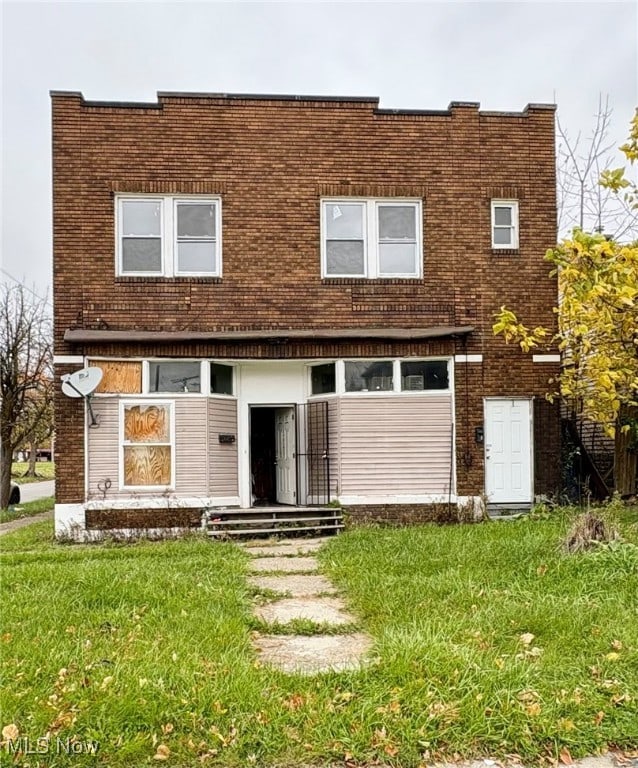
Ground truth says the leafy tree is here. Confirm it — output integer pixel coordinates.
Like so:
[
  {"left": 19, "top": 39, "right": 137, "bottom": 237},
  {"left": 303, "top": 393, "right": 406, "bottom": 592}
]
[
  {"left": 0, "top": 282, "right": 52, "bottom": 508},
  {"left": 494, "top": 113, "right": 638, "bottom": 496}
]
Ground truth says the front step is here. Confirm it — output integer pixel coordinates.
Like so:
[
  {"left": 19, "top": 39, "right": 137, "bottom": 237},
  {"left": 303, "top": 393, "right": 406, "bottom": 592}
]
[
  {"left": 205, "top": 506, "right": 343, "bottom": 539},
  {"left": 487, "top": 503, "right": 532, "bottom": 519}
]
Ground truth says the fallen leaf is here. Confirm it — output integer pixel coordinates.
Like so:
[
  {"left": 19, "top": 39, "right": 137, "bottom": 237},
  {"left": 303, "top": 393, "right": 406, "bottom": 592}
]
[
  {"left": 525, "top": 702, "right": 542, "bottom": 716},
  {"left": 537, "top": 564, "right": 548, "bottom": 576},
  {"left": 594, "top": 711, "right": 605, "bottom": 725},
  {"left": 560, "top": 747, "right": 573, "bottom": 765},
  {"left": 154, "top": 744, "right": 170, "bottom": 760},
  {"left": 520, "top": 632, "right": 535, "bottom": 646},
  {"left": 2, "top": 724, "right": 19, "bottom": 741},
  {"left": 161, "top": 723, "right": 174, "bottom": 735},
  {"left": 606, "top": 652, "right": 620, "bottom": 662},
  {"left": 611, "top": 640, "right": 623, "bottom": 650}
]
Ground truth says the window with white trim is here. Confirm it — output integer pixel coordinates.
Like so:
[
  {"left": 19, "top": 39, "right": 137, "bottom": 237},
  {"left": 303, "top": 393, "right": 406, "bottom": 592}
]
[
  {"left": 491, "top": 200, "right": 519, "bottom": 249},
  {"left": 121, "top": 401, "right": 174, "bottom": 489},
  {"left": 117, "top": 196, "right": 221, "bottom": 276},
  {"left": 322, "top": 199, "right": 422, "bottom": 278}
]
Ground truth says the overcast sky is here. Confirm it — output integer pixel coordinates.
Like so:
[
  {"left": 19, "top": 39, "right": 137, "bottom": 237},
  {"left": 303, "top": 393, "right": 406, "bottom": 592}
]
[{"left": 1, "top": 0, "right": 637, "bottom": 303}]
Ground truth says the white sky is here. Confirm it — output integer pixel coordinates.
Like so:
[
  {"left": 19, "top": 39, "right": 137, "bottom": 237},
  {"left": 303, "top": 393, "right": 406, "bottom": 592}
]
[{"left": 1, "top": 0, "right": 637, "bottom": 300}]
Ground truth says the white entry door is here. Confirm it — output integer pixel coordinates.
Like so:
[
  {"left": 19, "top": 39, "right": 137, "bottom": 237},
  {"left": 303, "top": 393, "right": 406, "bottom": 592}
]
[
  {"left": 484, "top": 398, "right": 533, "bottom": 504},
  {"left": 275, "top": 407, "right": 296, "bottom": 505}
]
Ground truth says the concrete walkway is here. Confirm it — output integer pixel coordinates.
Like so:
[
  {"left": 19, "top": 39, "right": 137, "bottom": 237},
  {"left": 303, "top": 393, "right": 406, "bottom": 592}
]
[
  {"left": 0, "top": 509, "right": 53, "bottom": 537},
  {"left": 244, "top": 537, "right": 372, "bottom": 674}
]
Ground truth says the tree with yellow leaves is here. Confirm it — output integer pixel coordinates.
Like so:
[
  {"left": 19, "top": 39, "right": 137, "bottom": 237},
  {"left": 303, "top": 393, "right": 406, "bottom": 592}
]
[{"left": 494, "top": 112, "right": 638, "bottom": 496}]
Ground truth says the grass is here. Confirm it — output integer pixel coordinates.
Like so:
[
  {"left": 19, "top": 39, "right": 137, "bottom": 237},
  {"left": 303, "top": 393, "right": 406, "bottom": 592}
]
[
  {"left": 11, "top": 460, "right": 55, "bottom": 483},
  {"left": 0, "top": 495, "right": 55, "bottom": 524},
  {"left": 0, "top": 510, "right": 637, "bottom": 766}
]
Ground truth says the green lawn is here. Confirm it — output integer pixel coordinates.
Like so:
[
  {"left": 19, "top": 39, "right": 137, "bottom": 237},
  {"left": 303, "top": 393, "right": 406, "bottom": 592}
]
[
  {"left": 0, "top": 496, "right": 55, "bottom": 524},
  {"left": 11, "top": 460, "right": 55, "bottom": 483},
  {"left": 1, "top": 512, "right": 637, "bottom": 766}
]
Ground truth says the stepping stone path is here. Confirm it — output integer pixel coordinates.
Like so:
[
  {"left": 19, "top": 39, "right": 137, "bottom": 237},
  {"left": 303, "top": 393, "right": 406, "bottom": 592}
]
[{"left": 244, "top": 537, "right": 372, "bottom": 674}]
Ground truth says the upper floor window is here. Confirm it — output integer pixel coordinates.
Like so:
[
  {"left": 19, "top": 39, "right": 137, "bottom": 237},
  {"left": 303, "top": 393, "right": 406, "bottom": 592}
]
[
  {"left": 117, "top": 196, "right": 221, "bottom": 277},
  {"left": 491, "top": 200, "right": 519, "bottom": 249},
  {"left": 321, "top": 199, "right": 422, "bottom": 278}
]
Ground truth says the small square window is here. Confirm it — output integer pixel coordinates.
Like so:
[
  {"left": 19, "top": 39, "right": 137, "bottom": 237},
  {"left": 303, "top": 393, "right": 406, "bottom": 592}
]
[
  {"left": 149, "top": 362, "right": 201, "bottom": 393},
  {"left": 345, "top": 361, "right": 393, "bottom": 392},
  {"left": 210, "top": 363, "right": 233, "bottom": 395},
  {"left": 491, "top": 200, "right": 519, "bottom": 249},
  {"left": 401, "top": 360, "right": 449, "bottom": 391},
  {"left": 310, "top": 363, "right": 336, "bottom": 395}
]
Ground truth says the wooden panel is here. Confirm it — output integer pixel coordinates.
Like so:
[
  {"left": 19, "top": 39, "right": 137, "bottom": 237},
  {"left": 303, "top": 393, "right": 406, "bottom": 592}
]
[
  {"left": 337, "top": 395, "right": 453, "bottom": 495},
  {"left": 124, "top": 446, "right": 171, "bottom": 486},
  {"left": 92, "top": 361, "right": 142, "bottom": 394},
  {"left": 208, "top": 398, "right": 238, "bottom": 496},
  {"left": 124, "top": 404, "right": 170, "bottom": 442}
]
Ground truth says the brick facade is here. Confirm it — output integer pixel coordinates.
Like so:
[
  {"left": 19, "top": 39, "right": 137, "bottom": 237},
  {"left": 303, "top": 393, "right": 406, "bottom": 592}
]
[{"left": 52, "top": 92, "right": 560, "bottom": 512}]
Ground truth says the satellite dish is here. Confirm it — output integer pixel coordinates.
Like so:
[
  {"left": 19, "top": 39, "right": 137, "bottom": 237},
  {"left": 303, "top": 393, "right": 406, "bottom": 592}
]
[
  {"left": 61, "top": 367, "right": 103, "bottom": 427},
  {"left": 61, "top": 367, "right": 103, "bottom": 398}
]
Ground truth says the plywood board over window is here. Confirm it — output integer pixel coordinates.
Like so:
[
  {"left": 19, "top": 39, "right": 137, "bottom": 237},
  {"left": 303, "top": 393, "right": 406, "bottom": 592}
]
[
  {"left": 121, "top": 402, "right": 173, "bottom": 488},
  {"left": 92, "top": 361, "right": 142, "bottom": 394}
]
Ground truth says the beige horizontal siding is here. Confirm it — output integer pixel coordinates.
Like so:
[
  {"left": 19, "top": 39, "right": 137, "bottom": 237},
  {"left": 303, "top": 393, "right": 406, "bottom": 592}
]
[
  {"left": 208, "top": 398, "right": 239, "bottom": 496},
  {"left": 87, "top": 399, "right": 121, "bottom": 499},
  {"left": 88, "top": 398, "right": 210, "bottom": 500},
  {"left": 175, "top": 399, "right": 208, "bottom": 495},
  {"left": 337, "top": 395, "right": 453, "bottom": 495}
]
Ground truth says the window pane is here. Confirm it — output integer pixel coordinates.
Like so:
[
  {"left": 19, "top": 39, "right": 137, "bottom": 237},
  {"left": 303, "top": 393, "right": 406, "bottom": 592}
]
[
  {"left": 177, "top": 242, "right": 217, "bottom": 273},
  {"left": 122, "top": 200, "right": 161, "bottom": 236},
  {"left": 401, "top": 361, "right": 449, "bottom": 390},
  {"left": 326, "top": 241, "right": 365, "bottom": 275},
  {"left": 124, "top": 404, "right": 171, "bottom": 442},
  {"left": 149, "top": 362, "right": 201, "bottom": 393},
  {"left": 122, "top": 239, "right": 162, "bottom": 272},
  {"left": 210, "top": 363, "right": 233, "bottom": 395},
  {"left": 493, "top": 227, "right": 512, "bottom": 245},
  {"left": 494, "top": 206, "right": 512, "bottom": 226},
  {"left": 379, "top": 243, "right": 417, "bottom": 275},
  {"left": 311, "top": 363, "right": 336, "bottom": 395},
  {"left": 177, "top": 203, "right": 215, "bottom": 238},
  {"left": 378, "top": 205, "right": 416, "bottom": 239},
  {"left": 325, "top": 203, "right": 364, "bottom": 239},
  {"left": 124, "top": 445, "right": 171, "bottom": 486},
  {"left": 345, "top": 361, "right": 393, "bottom": 392}
]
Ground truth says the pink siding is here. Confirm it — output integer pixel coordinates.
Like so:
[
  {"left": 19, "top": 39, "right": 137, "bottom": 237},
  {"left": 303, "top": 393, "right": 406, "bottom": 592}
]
[
  {"left": 208, "top": 398, "right": 239, "bottom": 496},
  {"left": 336, "top": 394, "right": 453, "bottom": 495}
]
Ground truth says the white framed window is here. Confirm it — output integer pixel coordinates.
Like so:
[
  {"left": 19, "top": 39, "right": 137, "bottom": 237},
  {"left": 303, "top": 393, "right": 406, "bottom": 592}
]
[
  {"left": 322, "top": 199, "right": 422, "bottom": 278},
  {"left": 309, "top": 362, "right": 336, "bottom": 395},
  {"left": 120, "top": 400, "right": 174, "bottom": 489},
  {"left": 148, "top": 361, "right": 202, "bottom": 393},
  {"left": 491, "top": 200, "right": 519, "bottom": 249},
  {"left": 116, "top": 196, "right": 221, "bottom": 277}
]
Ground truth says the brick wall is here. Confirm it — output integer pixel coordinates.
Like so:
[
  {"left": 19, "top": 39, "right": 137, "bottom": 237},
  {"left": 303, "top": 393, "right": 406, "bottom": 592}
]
[{"left": 52, "top": 92, "right": 559, "bottom": 505}]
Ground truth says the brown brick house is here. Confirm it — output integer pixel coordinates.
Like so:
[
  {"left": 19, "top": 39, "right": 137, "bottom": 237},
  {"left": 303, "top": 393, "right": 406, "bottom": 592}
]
[{"left": 51, "top": 91, "right": 560, "bottom": 538}]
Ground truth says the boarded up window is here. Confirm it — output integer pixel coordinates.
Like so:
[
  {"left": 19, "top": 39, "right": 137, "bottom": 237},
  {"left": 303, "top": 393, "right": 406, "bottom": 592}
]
[
  {"left": 92, "top": 361, "right": 142, "bottom": 394},
  {"left": 122, "top": 403, "right": 172, "bottom": 487}
]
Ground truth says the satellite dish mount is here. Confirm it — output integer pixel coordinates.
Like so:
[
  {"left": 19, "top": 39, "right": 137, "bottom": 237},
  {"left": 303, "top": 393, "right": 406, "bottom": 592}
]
[{"left": 61, "top": 367, "right": 103, "bottom": 427}]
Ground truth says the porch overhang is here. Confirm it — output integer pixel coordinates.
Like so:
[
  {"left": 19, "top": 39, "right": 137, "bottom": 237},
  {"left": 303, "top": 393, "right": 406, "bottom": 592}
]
[{"left": 64, "top": 326, "right": 475, "bottom": 344}]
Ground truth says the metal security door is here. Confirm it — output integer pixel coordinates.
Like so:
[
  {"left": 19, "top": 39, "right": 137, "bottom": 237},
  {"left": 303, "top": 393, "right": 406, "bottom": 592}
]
[
  {"left": 484, "top": 398, "right": 532, "bottom": 504},
  {"left": 275, "top": 407, "right": 296, "bottom": 505},
  {"left": 297, "top": 401, "right": 331, "bottom": 505}
]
